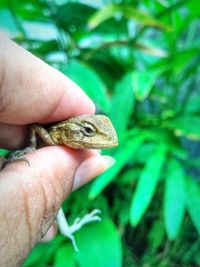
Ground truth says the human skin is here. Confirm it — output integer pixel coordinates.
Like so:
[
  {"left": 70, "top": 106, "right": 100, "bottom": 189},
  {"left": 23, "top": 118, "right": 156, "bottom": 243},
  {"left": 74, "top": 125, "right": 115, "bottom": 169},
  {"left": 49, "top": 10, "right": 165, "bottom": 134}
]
[{"left": 0, "top": 34, "right": 114, "bottom": 267}]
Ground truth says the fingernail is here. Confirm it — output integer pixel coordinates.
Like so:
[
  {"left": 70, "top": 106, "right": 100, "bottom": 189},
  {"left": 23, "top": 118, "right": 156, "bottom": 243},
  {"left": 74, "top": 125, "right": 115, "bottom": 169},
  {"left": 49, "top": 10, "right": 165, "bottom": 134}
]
[{"left": 73, "top": 155, "right": 116, "bottom": 190}]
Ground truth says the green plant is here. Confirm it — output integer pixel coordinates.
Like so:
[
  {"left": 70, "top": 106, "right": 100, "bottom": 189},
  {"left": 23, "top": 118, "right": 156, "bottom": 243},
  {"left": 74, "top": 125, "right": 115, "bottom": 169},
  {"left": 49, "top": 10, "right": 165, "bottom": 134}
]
[{"left": 1, "top": 0, "right": 200, "bottom": 266}]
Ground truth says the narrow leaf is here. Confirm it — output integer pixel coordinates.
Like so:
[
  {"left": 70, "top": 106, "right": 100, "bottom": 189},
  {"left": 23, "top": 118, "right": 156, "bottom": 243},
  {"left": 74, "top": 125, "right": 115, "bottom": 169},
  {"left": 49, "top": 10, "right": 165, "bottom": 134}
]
[
  {"left": 130, "top": 145, "right": 166, "bottom": 226},
  {"left": 61, "top": 60, "right": 110, "bottom": 112},
  {"left": 164, "top": 115, "right": 200, "bottom": 140},
  {"left": 88, "top": 4, "right": 170, "bottom": 31},
  {"left": 186, "top": 176, "right": 200, "bottom": 234},
  {"left": 164, "top": 158, "right": 186, "bottom": 240},
  {"left": 109, "top": 73, "right": 135, "bottom": 139},
  {"left": 89, "top": 134, "right": 144, "bottom": 199},
  {"left": 132, "top": 69, "right": 163, "bottom": 101},
  {"left": 135, "top": 42, "right": 168, "bottom": 58},
  {"left": 55, "top": 245, "right": 76, "bottom": 267}
]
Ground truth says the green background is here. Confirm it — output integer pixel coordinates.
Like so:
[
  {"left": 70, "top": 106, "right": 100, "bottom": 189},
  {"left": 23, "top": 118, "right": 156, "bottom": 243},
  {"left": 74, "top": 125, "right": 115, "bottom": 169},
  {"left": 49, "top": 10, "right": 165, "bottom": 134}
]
[{"left": 1, "top": 0, "right": 200, "bottom": 266}]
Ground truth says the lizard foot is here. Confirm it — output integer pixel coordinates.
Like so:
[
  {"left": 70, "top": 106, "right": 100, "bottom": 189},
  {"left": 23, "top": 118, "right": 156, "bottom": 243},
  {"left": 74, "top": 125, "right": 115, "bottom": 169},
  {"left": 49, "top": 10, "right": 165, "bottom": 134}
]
[
  {"left": 56, "top": 208, "right": 101, "bottom": 251},
  {"left": 3, "top": 147, "right": 35, "bottom": 168}
]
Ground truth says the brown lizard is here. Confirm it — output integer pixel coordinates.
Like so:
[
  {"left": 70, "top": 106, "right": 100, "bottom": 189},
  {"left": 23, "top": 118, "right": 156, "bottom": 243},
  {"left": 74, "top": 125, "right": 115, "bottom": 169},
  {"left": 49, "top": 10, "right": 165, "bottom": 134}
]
[
  {"left": 30, "top": 114, "right": 118, "bottom": 149},
  {"left": 7, "top": 114, "right": 118, "bottom": 251}
]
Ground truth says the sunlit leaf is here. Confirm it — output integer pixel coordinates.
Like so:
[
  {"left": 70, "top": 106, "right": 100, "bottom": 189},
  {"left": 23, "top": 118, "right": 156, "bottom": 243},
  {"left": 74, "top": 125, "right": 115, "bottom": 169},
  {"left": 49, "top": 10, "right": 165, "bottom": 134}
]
[
  {"left": 22, "top": 21, "right": 58, "bottom": 41},
  {"left": 61, "top": 60, "right": 110, "bottom": 112},
  {"left": 88, "top": 4, "right": 170, "bottom": 31},
  {"left": 130, "top": 145, "right": 166, "bottom": 226},
  {"left": 164, "top": 158, "right": 186, "bottom": 240},
  {"left": 186, "top": 176, "right": 200, "bottom": 234},
  {"left": 134, "top": 42, "right": 168, "bottom": 58}
]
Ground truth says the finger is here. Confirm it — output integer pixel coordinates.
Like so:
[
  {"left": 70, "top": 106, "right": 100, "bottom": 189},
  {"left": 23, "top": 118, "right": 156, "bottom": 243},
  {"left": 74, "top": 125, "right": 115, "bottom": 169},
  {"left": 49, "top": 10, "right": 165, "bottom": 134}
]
[
  {"left": 0, "top": 156, "right": 5, "bottom": 169},
  {"left": 0, "top": 35, "right": 95, "bottom": 125},
  {"left": 0, "top": 146, "right": 79, "bottom": 266},
  {"left": 41, "top": 224, "right": 57, "bottom": 242},
  {"left": 39, "top": 155, "right": 116, "bottom": 243},
  {"left": 0, "top": 123, "right": 28, "bottom": 149},
  {"left": 73, "top": 155, "right": 115, "bottom": 190}
]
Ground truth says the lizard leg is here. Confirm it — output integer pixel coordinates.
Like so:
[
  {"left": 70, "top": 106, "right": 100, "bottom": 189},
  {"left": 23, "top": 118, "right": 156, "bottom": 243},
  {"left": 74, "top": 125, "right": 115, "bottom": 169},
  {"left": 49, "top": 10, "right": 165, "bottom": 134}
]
[
  {"left": 5, "top": 125, "right": 55, "bottom": 165},
  {"left": 30, "top": 125, "right": 55, "bottom": 146},
  {"left": 56, "top": 208, "right": 101, "bottom": 251},
  {"left": 5, "top": 126, "right": 38, "bottom": 165}
]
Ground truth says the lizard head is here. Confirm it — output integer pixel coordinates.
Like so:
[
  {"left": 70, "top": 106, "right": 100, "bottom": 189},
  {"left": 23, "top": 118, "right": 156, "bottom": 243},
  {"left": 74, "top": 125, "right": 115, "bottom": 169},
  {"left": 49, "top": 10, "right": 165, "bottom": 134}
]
[{"left": 49, "top": 114, "right": 118, "bottom": 149}]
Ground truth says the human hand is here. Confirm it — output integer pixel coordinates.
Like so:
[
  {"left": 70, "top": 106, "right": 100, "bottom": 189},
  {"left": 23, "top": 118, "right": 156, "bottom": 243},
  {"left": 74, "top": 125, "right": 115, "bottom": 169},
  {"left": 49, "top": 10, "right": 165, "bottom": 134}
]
[{"left": 0, "top": 34, "right": 114, "bottom": 267}]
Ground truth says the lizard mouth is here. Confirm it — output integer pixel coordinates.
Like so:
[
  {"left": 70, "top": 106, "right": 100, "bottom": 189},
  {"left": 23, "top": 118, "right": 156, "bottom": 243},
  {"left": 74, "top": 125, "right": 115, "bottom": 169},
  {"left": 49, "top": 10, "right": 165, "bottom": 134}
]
[{"left": 65, "top": 138, "right": 118, "bottom": 149}]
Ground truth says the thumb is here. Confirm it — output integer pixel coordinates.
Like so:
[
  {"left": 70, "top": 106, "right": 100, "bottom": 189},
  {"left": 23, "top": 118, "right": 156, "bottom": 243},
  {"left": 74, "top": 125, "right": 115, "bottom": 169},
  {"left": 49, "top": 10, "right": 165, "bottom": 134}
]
[{"left": 0, "top": 146, "right": 113, "bottom": 266}]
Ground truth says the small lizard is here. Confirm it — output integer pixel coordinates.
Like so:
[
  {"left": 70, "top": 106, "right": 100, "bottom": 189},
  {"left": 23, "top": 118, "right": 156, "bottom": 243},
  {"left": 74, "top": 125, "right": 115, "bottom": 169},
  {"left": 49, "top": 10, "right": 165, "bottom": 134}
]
[
  {"left": 30, "top": 114, "right": 118, "bottom": 149},
  {"left": 7, "top": 114, "right": 118, "bottom": 251}
]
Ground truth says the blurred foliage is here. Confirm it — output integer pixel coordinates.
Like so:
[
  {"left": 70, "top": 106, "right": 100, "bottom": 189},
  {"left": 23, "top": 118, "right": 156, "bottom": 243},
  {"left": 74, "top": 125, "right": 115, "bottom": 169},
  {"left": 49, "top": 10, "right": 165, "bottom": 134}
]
[{"left": 1, "top": 0, "right": 200, "bottom": 266}]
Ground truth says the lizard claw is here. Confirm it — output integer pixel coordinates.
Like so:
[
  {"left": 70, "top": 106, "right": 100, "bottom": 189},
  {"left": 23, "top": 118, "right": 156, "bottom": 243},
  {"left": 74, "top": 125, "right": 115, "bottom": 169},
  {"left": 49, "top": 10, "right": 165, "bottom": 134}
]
[{"left": 4, "top": 147, "right": 35, "bottom": 167}]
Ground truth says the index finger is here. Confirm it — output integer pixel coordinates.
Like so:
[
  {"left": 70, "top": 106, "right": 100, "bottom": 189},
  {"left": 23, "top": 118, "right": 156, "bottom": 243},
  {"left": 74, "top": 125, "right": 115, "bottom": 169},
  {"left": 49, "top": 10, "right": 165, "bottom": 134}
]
[{"left": 0, "top": 34, "right": 95, "bottom": 125}]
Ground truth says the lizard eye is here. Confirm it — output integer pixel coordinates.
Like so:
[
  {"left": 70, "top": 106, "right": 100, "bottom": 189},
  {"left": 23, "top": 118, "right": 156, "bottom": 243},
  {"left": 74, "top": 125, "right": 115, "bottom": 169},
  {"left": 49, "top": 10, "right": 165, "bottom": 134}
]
[{"left": 81, "top": 124, "right": 96, "bottom": 137}]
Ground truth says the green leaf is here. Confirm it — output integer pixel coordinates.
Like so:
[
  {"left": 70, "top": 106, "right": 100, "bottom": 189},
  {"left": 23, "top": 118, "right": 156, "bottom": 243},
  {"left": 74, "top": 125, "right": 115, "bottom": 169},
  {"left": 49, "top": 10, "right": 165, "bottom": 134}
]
[
  {"left": 0, "top": 8, "right": 19, "bottom": 33},
  {"left": 130, "top": 145, "right": 166, "bottom": 226},
  {"left": 89, "top": 134, "right": 144, "bottom": 199},
  {"left": 142, "top": 128, "right": 186, "bottom": 159},
  {"left": 163, "top": 115, "right": 200, "bottom": 140},
  {"left": 171, "top": 49, "right": 200, "bottom": 74},
  {"left": 54, "top": 244, "right": 76, "bottom": 267},
  {"left": 134, "top": 42, "right": 168, "bottom": 58},
  {"left": 148, "top": 218, "right": 165, "bottom": 254},
  {"left": 118, "top": 168, "right": 141, "bottom": 185},
  {"left": 22, "top": 21, "right": 58, "bottom": 41},
  {"left": 0, "top": 148, "right": 9, "bottom": 157},
  {"left": 56, "top": 2, "right": 96, "bottom": 32},
  {"left": 16, "top": 2, "right": 46, "bottom": 21},
  {"left": 186, "top": 0, "right": 200, "bottom": 17},
  {"left": 186, "top": 176, "right": 200, "bottom": 234},
  {"left": 109, "top": 73, "right": 135, "bottom": 139},
  {"left": 88, "top": 4, "right": 170, "bottom": 31},
  {"left": 132, "top": 69, "right": 163, "bottom": 101},
  {"left": 75, "top": 219, "right": 122, "bottom": 267},
  {"left": 164, "top": 158, "right": 186, "bottom": 240},
  {"left": 157, "top": 49, "right": 200, "bottom": 75},
  {"left": 61, "top": 60, "right": 110, "bottom": 112},
  {"left": 185, "top": 96, "right": 200, "bottom": 114},
  {"left": 23, "top": 236, "right": 64, "bottom": 267}
]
